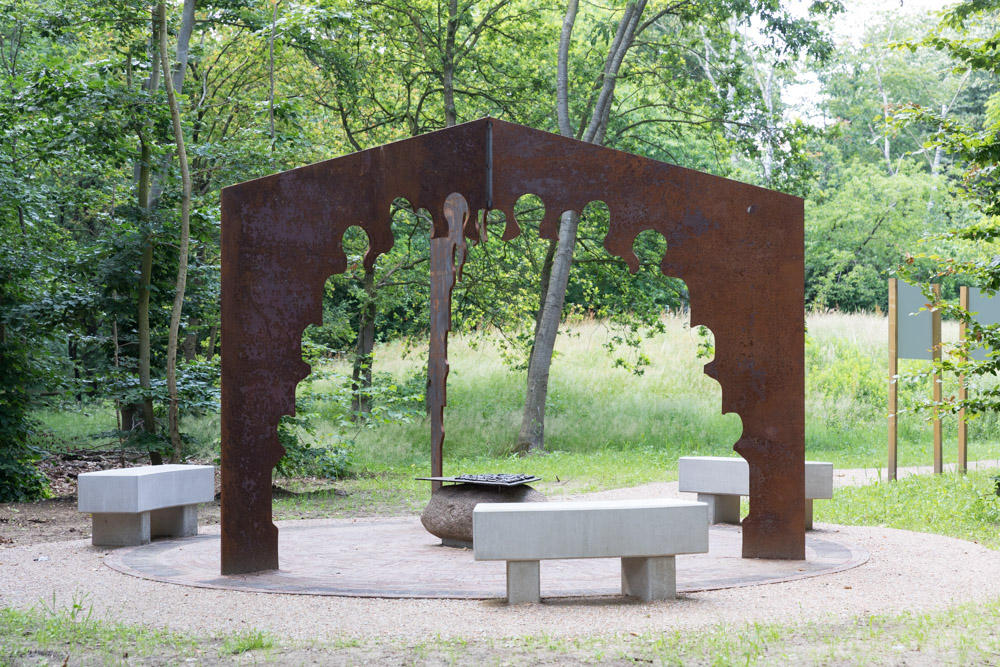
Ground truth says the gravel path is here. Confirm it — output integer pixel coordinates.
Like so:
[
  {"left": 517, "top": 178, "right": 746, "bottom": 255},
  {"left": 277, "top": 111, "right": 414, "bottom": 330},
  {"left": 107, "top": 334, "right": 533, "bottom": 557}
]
[{"left": 2, "top": 464, "right": 1000, "bottom": 641}]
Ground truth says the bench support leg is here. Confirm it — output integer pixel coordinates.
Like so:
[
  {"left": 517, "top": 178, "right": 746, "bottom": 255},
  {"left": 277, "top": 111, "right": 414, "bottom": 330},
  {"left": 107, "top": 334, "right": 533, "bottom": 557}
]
[
  {"left": 151, "top": 505, "right": 199, "bottom": 538},
  {"left": 622, "top": 555, "right": 676, "bottom": 601},
  {"left": 697, "top": 493, "right": 741, "bottom": 524},
  {"left": 506, "top": 560, "right": 541, "bottom": 604},
  {"left": 91, "top": 512, "right": 151, "bottom": 547},
  {"left": 804, "top": 499, "right": 814, "bottom": 531}
]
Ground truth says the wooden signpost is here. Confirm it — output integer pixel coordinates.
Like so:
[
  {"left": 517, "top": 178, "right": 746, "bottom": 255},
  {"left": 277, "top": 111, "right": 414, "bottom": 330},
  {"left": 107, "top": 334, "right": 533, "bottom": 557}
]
[{"left": 890, "top": 281, "right": 1000, "bottom": 480}]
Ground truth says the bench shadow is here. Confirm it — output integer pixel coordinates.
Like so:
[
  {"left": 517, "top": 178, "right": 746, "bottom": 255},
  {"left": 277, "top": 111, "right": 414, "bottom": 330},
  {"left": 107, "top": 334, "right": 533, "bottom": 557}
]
[{"left": 483, "top": 593, "right": 706, "bottom": 609}]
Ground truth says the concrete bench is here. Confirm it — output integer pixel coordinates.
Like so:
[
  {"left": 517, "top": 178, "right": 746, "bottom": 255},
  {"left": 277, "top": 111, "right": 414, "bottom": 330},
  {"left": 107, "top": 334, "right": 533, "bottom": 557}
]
[
  {"left": 78, "top": 464, "right": 215, "bottom": 546},
  {"left": 677, "top": 456, "right": 833, "bottom": 529},
  {"left": 473, "top": 498, "right": 708, "bottom": 604}
]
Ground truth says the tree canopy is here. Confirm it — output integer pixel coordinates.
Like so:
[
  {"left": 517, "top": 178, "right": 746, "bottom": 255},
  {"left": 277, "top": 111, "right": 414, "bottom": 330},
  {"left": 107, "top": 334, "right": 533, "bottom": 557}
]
[{"left": 2, "top": 0, "right": 996, "bottom": 497}]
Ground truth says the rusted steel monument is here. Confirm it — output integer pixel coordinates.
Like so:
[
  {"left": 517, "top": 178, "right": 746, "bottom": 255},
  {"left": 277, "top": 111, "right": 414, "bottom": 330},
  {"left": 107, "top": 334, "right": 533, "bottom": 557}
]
[{"left": 220, "top": 118, "right": 805, "bottom": 575}]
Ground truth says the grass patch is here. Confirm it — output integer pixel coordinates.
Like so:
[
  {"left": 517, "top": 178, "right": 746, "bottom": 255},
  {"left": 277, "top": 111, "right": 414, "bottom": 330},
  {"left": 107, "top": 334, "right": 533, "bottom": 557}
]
[
  {"left": 636, "top": 597, "right": 1000, "bottom": 665},
  {"left": 8, "top": 598, "right": 1000, "bottom": 666},
  {"left": 0, "top": 601, "right": 292, "bottom": 665},
  {"left": 267, "top": 448, "right": 685, "bottom": 519},
  {"left": 355, "top": 597, "right": 1000, "bottom": 665},
  {"left": 0, "top": 602, "right": 197, "bottom": 665},
  {"left": 817, "top": 468, "right": 1000, "bottom": 549},
  {"left": 327, "top": 312, "right": 1000, "bottom": 474},
  {"left": 221, "top": 628, "right": 276, "bottom": 655},
  {"left": 312, "top": 315, "right": 746, "bottom": 470}
]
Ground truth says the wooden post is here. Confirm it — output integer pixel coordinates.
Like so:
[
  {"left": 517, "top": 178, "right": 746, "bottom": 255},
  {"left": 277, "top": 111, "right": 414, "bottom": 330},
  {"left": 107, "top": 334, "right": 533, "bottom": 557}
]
[
  {"left": 932, "top": 283, "right": 943, "bottom": 474},
  {"left": 958, "top": 286, "right": 969, "bottom": 473},
  {"left": 888, "top": 278, "right": 898, "bottom": 481}
]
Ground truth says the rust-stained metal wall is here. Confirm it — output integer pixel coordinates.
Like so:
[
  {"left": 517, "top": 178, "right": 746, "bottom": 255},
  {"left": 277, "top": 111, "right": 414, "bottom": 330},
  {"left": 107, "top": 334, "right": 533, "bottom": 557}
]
[{"left": 220, "top": 118, "right": 804, "bottom": 574}]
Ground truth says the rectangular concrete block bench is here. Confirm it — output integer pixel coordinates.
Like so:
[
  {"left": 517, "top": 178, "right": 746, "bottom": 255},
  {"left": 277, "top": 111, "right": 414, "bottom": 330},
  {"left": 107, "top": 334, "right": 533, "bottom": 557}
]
[
  {"left": 473, "top": 498, "right": 708, "bottom": 604},
  {"left": 78, "top": 464, "right": 215, "bottom": 547},
  {"left": 677, "top": 456, "right": 833, "bottom": 529}
]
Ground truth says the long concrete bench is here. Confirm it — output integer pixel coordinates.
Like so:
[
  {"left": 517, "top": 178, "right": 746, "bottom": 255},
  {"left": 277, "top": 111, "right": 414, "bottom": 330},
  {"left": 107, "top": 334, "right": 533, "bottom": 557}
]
[
  {"left": 473, "top": 498, "right": 708, "bottom": 604},
  {"left": 677, "top": 456, "right": 833, "bottom": 529},
  {"left": 78, "top": 464, "right": 215, "bottom": 546}
]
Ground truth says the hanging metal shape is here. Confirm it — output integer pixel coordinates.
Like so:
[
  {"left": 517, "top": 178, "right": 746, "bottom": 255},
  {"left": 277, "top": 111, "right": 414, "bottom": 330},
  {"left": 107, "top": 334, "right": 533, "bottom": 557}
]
[
  {"left": 428, "top": 194, "right": 469, "bottom": 492},
  {"left": 220, "top": 118, "right": 804, "bottom": 575}
]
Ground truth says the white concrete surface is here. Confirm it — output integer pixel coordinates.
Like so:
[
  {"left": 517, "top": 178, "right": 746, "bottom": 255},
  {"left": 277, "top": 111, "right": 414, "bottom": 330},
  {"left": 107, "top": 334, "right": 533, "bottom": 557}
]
[
  {"left": 622, "top": 555, "right": 676, "bottom": 601},
  {"left": 91, "top": 512, "right": 151, "bottom": 547},
  {"left": 696, "top": 492, "right": 741, "bottom": 524},
  {"left": 678, "top": 456, "right": 833, "bottom": 529},
  {"left": 78, "top": 464, "right": 214, "bottom": 546},
  {"left": 473, "top": 499, "right": 708, "bottom": 603},
  {"left": 506, "top": 560, "right": 540, "bottom": 605},
  {"left": 78, "top": 464, "right": 214, "bottom": 513}
]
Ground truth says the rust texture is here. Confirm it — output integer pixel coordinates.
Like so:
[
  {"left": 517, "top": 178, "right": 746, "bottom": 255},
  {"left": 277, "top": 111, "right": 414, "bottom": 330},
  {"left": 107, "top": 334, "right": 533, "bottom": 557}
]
[
  {"left": 220, "top": 118, "right": 804, "bottom": 574},
  {"left": 220, "top": 124, "right": 486, "bottom": 574},
  {"left": 428, "top": 194, "right": 469, "bottom": 492}
]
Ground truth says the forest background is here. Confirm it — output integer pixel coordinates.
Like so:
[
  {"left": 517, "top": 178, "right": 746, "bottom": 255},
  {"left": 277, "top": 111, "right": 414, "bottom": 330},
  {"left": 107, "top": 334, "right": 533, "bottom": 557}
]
[{"left": 2, "top": 0, "right": 996, "bottom": 500}]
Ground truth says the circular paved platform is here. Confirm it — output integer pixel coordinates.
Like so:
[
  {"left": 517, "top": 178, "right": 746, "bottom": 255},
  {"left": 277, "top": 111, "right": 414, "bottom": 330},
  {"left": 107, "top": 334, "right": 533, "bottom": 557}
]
[{"left": 104, "top": 518, "right": 869, "bottom": 599}]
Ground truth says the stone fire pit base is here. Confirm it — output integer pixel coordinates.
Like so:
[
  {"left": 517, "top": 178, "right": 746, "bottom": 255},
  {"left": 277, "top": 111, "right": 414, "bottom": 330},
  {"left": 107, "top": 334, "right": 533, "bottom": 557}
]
[{"left": 420, "top": 483, "right": 546, "bottom": 547}]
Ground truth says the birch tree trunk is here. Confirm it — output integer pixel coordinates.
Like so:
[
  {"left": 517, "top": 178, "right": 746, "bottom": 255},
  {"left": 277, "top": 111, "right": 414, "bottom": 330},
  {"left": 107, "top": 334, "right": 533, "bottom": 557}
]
[
  {"left": 160, "top": 2, "right": 194, "bottom": 463},
  {"left": 442, "top": 0, "right": 459, "bottom": 127},
  {"left": 131, "top": 0, "right": 197, "bottom": 464},
  {"left": 516, "top": 0, "right": 646, "bottom": 453},
  {"left": 136, "top": 7, "right": 162, "bottom": 462},
  {"left": 351, "top": 267, "right": 376, "bottom": 418}
]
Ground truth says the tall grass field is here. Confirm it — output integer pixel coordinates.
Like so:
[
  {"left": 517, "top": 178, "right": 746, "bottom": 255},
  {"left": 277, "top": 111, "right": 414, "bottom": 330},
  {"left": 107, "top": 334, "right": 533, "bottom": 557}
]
[{"left": 33, "top": 311, "right": 1000, "bottom": 486}]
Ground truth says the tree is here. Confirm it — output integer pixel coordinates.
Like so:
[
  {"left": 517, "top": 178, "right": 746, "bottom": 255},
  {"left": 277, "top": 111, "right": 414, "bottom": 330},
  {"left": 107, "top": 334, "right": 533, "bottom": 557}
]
[
  {"left": 516, "top": 0, "right": 653, "bottom": 453},
  {"left": 817, "top": 11, "right": 979, "bottom": 178},
  {"left": 159, "top": 1, "right": 195, "bottom": 462},
  {"left": 516, "top": 0, "right": 845, "bottom": 453},
  {"left": 891, "top": 0, "right": 1000, "bottom": 415},
  {"left": 806, "top": 161, "right": 973, "bottom": 311},
  {"left": 0, "top": 239, "right": 52, "bottom": 501},
  {"left": 291, "top": 0, "right": 552, "bottom": 416}
]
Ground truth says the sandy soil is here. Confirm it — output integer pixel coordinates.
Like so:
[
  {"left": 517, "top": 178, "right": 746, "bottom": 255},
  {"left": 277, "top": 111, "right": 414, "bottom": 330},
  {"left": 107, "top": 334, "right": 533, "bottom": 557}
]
[
  {"left": 2, "top": 521, "right": 998, "bottom": 643},
  {"left": 4, "top": 462, "right": 1000, "bottom": 646}
]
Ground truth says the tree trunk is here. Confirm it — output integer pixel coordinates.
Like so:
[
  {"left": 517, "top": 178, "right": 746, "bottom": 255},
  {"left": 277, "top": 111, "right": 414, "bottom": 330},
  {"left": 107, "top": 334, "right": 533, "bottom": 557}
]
[
  {"left": 516, "top": 211, "right": 579, "bottom": 451},
  {"left": 268, "top": 0, "right": 281, "bottom": 160},
  {"left": 69, "top": 339, "right": 81, "bottom": 404},
  {"left": 149, "top": 0, "right": 197, "bottom": 207},
  {"left": 351, "top": 267, "right": 376, "bottom": 419},
  {"left": 183, "top": 318, "right": 199, "bottom": 361},
  {"left": 206, "top": 323, "right": 218, "bottom": 359},
  {"left": 515, "top": 0, "right": 645, "bottom": 454},
  {"left": 134, "top": 6, "right": 163, "bottom": 465},
  {"left": 172, "top": 0, "right": 197, "bottom": 94},
  {"left": 160, "top": 1, "right": 194, "bottom": 463},
  {"left": 442, "top": 0, "right": 459, "bottom": 127},
  {"left": 525, "top": 238, "right": 557, "bottom": 371}
]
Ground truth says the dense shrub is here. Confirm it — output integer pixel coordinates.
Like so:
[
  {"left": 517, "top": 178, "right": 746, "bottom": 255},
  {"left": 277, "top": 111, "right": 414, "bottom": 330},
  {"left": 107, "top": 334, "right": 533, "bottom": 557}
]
[{"left": 0, "top": 339, "right": 51, "bottom": 502}]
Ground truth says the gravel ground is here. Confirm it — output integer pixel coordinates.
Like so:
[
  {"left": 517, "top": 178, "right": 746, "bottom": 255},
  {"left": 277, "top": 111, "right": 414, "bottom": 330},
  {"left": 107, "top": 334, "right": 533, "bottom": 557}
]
[{"left": 3, "top": 467, "right": 1000, "bottom": 641}]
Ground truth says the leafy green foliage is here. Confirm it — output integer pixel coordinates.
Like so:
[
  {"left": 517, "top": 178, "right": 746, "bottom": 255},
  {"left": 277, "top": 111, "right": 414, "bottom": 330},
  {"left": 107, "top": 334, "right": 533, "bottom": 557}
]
[
  {"left": 888, "top": 0, "right": 1000, "bottom": 418},
  {"left": 805, "top": 163, "right": 971, "bottom": 311},
  {"left": 0, "top": 237, "right": 51, "bottom": 501},
  {"left": 275, "top": 409, "right": 354, "bottom": 480}
]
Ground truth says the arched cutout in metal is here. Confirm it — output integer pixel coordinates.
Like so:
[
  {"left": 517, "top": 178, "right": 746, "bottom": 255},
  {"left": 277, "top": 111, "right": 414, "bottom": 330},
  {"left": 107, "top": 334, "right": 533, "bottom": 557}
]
[{"left": 220, "top": 118, "right": 804, "bottom": 574}]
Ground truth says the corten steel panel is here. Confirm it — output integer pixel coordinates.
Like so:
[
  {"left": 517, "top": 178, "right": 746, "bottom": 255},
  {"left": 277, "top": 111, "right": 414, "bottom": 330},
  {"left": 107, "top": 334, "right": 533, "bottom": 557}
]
[
  {"left": 220, "top": 122, "right": 487, "bottom": 574},
  {"left": 220, "top": 118, "right": 805, "bottom": 574},
  {"left": 490, "top": 120, "right": 804, "bottom": 559},
  {"left": 428, "top": 194, "right": 469, "bottom": 490}
]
